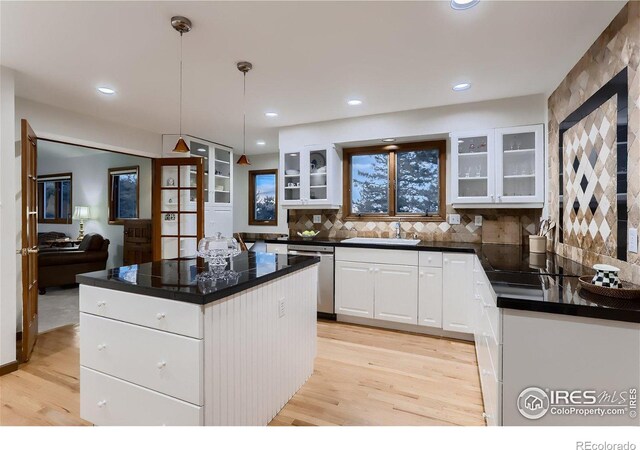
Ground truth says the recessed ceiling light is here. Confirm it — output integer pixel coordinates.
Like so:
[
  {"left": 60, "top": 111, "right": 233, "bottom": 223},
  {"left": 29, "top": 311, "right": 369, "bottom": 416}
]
[
  {"left": 264, "top": 112, "right": 278, "bottom": 118},
  {"left": 452, "top": 82, "right": 472, "bottom": 91},
  {"left": 97, "top": 86, "right": 116, "bottom": 95},
  {"left": 256, "top": 140, "right": 266, "bottom": 146},
  {"left": 382, "top": 138, "right": 396, "bottom": 143},
  {"left": 451, "top": 0, "right": 479, "bottom": 10},
  {"left": 347, "top": 99, "right": 363, "bottom": 106}
]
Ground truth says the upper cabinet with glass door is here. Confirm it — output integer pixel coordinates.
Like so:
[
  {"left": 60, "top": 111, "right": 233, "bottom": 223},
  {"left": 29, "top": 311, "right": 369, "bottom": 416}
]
[
  {"left": 280, "top": 144, "right": 342, "bottom": 208},
  {"left": 451, "top": 130, "right": 495, "bottom": 205},
  {"left": 451, "top": 124, "right": 544, "bottom": 208},
  {"left": 162, "top": 134, "right": 233, "bottom": 207}
]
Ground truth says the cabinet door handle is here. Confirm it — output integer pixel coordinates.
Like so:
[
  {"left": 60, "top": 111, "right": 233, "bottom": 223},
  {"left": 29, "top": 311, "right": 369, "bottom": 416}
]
[
  {"left": 97, "top": 400, "right": 107, "bottom": 408},
  {"left": 157, "top": 361, "right": 167, "bottom": 369},
  {"left": 97, "top": 301, "right": 106, "bottom": 308},
  {"left": 444, "top": 258, "right": 449, "bottom": 263},
  {"left": 374, "top": 268, "right": 379, "bottom": 273},
  {"left": 419, "top": 271, "right": 424, "bottom": 277},
  {"left": 369, "top": 267, "right": 374, "bottom": 273},
  {"left": 97, "top": 344, "right": 107, "bottom": 351},
  {"left": 156, "top": 313, "right": 166, "bottom": 320}
]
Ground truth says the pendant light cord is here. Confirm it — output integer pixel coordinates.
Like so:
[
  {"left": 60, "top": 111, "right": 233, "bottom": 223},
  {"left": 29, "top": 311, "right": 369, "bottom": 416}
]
[
  {"left": 243, "top": 71, "right": 247, "bottom": 156},
  {"left": 179, "top": 31, "right": 183, "bottom": 137}
]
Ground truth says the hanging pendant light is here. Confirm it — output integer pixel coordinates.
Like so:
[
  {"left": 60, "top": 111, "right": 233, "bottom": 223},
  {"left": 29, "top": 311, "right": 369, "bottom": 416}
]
[
  {"left": 236, "top": 61, "right": 253, "bottom": 165},
  {"left": 171, "top": 16, "right": 192, "bottom": 153}
]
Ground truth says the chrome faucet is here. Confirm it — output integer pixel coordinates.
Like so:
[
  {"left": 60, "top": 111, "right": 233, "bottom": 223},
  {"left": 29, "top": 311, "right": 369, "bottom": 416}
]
[{"left": 393, "top": 222, "right": 401, "bottom": 239}]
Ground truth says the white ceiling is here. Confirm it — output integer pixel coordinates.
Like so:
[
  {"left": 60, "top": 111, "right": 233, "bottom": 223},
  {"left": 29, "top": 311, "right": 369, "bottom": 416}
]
[{"left": 1, "top": 1, "right": 625, "bottom": 155}]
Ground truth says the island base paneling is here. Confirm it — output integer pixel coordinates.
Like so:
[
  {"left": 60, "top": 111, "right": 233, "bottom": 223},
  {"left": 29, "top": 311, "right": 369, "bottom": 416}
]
[{"left": 203, "top": 266, "right": 318, "bottom": 426}]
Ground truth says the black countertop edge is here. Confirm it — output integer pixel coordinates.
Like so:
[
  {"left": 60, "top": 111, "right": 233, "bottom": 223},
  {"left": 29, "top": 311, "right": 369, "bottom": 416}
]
[
  {"left": 76, "top": 256, "right": 320, "bottom": 305},
  {"left": 496, "top": 296, "right": 640, "bottom": 325}
]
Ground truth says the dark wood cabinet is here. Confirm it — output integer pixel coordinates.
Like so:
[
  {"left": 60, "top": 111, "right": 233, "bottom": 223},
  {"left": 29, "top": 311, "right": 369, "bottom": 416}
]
[{"left": 123, "top": 219, "right": 153, "bottom": 265}]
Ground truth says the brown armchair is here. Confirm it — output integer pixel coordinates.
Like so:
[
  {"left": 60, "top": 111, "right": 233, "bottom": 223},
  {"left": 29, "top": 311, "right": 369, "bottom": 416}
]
[{"left": 38, "top": 233, "right": 110, "bottom": 294}]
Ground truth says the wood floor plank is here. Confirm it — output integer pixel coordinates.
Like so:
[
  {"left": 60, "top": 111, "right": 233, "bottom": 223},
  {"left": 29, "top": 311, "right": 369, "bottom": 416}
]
[{"left": 0, "top": 320, "right": 485, "bottom": 426}]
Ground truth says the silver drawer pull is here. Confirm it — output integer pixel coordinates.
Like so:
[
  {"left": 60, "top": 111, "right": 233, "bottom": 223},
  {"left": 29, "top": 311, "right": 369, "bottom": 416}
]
[
  {"left": 97, "top": 301, "right": 107, "bottom": 308},
  {"left": 97, "top": 344, "right": 107, "bottom": 351},
  {"left": 97, "top": 400, "right": 107, "bottom": 408},
  {"left": 157, "top": 361, "right": 167, "bottom": 369},
  {"left": 156, "top": 313, "right": 166, "bottom": 320}
]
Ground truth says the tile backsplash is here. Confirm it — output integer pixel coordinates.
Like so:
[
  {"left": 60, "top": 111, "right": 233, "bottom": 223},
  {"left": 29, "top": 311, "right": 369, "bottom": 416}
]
[{"left": 288, "top": 206, "right": 540, "bottom": 245}]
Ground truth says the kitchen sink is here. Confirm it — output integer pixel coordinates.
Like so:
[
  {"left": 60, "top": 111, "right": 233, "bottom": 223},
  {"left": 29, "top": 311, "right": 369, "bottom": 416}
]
[{"left": 340, "top": 237, "right": 421, "bottom": 246}]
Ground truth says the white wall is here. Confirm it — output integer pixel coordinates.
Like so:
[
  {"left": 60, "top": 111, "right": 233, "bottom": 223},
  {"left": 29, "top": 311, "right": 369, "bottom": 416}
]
[
  {"left": 0, "top": 67, "right": 18, "bottom": 366},
  {"left": 279, "top": 94, "right": 546, "bottom": 151},
  {"left": 233, "top": 153, "right": 288, "bottom": 235},
  {"left": 15, "top": 97, "right": 162, "bottom": 159},
  {"left": 38, "top": 150, "right": 152, "bottom": 269}
]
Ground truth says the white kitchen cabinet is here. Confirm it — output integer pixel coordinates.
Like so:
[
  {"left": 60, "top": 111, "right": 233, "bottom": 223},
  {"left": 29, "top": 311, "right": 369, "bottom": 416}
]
[
  {"left": 451, "top": 124, "right": 544, "bottom": 208},
  {"left": 495, "top": 124, "right": 544, "bottom": 205},
  {"left": 205, "top": 206, "right": 233, "bottom": 238},
  {"left": 374, "top": 264, "right": 418, "bottom": 325},
  {"left": 335, "top": 261, "right": 375, "bottom": 318},
  {"left": 280, "top": 144, "right": 342, "bottom": 209},
  {"left": 451, "top": 130, "right": 495, "bottom": 205},
  {"left": 418, "top": 267, "right": 443, "bottom": 328},
  {"left": 162, "top": 134, "right": 234, "bottom": 208},
  {"left": 442, "top": 253, "right": 475, "bottom": 333}
]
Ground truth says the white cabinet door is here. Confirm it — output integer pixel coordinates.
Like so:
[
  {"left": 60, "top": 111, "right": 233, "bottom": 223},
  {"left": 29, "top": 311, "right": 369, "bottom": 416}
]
[
  {"left": 373, "top": 264, "right": 418, "bottom": 325},
  {"left": 451, "top": 130, "right": 495, "bottom": 204},
  {"left": 205, "top": 206, "right": 233, "bottom": 237},
  {"left": 335, "top": 261, "right": 374, "bottom": 318},
  {"left": 495, "top": 124, "right": 544, "bottom": 205},
  {"left": 418, "top": 267, "right": 443, "bottom": 328},
  {"left": 442, "top": 253, "right": 474, "bottom": 333}
]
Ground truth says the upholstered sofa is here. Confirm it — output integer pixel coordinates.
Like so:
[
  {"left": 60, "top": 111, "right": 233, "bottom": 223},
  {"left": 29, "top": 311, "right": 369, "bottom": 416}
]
[{"left": 38, "top": 233, "right": 110, "bottom": 294}]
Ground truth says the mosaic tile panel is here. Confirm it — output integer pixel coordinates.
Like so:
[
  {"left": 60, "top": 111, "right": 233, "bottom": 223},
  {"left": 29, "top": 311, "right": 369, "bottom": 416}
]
[
  {"left": 548, "top": 2, "right": 640, "bottom": 281},
  {"left": 562, "top": 96, "right": 618, "bottom": 256}
]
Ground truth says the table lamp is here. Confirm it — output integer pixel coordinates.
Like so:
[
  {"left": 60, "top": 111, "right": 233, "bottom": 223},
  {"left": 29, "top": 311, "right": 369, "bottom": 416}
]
[{"left": 72, "top": 206, "right": 91, "bottom": 240}]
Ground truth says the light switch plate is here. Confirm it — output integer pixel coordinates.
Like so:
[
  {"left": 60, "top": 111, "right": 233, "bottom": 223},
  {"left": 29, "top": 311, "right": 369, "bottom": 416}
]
[
  {"left": 629, "top": 228, "right": 638, "bottom": 253},
  {"left": 313, "top": 215, "right": 321, "bottom": 224},
  {"left": 448, "top": 214, "right": 461, "bottom": 225},
  {"left": 475, "top": 216, "right": 483, "bottom": 226}
]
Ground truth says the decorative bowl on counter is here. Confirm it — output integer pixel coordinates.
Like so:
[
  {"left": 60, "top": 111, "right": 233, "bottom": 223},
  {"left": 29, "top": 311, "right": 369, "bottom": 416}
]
[{"left": 297, "top": 231, "right": 320, "bottom": 240}]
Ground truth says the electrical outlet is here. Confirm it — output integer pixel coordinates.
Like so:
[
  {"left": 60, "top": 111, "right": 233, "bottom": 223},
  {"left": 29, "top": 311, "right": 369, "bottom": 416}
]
[
  {"left": 279, "top": 299, "right": 285, "bottom": 318},
  {"left": 629, "top": 228, "right": 638, "bottom": 253},
  {"left": 475, "top": 216, "right": 483, "bottom": 227},
  {"left": 313, "top": 215, "right": 321, "bottom": 224},
  {"left": 448, "top": 214, "right": 461, "bottom": 225}
]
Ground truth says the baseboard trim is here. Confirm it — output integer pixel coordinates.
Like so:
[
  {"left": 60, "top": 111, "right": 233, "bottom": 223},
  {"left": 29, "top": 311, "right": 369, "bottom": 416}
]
[
  {"left": 336, "top": 315, "right": 474, "bottom": 342},
  {"left": 0, "top": 360, "right": 19, "bottom": 376}
]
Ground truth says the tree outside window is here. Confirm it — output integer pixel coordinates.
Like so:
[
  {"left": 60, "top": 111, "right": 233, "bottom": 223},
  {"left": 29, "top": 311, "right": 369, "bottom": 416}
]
[
  {"left": 249, "top": 170, "right": 278, "bottom": 226},
  {"left": 109, "top": 166, "right": 139, "bottom": 225},
  {"left": 38, "top": 173, "right": 72, "bottom": 224},
  {"left": 345, "top": 140, "right": 446, "bottom": 220}
]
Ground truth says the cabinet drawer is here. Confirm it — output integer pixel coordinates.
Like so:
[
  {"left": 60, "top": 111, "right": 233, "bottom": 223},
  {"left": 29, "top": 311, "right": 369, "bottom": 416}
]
[
  {"left": 80, "top": 313, "right": 203, "bottom": 405},
  {"left": 336, "top": 247, "right": 418, "bottom": 266},
  {"left": 419, "top": 251, "right": 442, "bottom": 268},
  {"left": 81, "top": 367, "right": 202, "bottom": 426},
  {"left": 80, "top": 285, "right": 203, "bottom": 339}
]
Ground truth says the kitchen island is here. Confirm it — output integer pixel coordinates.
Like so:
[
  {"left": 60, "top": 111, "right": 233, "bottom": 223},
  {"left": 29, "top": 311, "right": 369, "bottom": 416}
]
[{"left": 76, "top": 252, "right": 319, "bottom": 426}]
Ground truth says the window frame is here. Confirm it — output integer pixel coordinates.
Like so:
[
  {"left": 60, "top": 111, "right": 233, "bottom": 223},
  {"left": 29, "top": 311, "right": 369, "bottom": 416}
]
[
  {"left": 37, "top": 172, "right": 73, "bottom": 224},
  {"left": 108, "top": 166, "right": 140, "bottom": 225},
  {"left": 343, "top": 140, "right": 447, "bottom": 221},
  {"left": 248, "top": 169, "right": 278, "bottom": 226}
]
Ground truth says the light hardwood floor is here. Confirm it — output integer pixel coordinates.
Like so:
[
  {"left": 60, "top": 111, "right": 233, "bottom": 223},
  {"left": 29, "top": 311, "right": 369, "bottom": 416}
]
[{"left": 0, "top": 321, "right": 485, "bottom": 426}]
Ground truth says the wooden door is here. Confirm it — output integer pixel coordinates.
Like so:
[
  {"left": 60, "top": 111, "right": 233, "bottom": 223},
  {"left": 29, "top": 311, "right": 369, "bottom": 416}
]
[
  {"left": 20, "top": 119, "right": 39, "bottom": 362},
  {"left": 334, "top": 261, "right": 374, "bottom": 318},
  {"left": 442, "top": 253, "right": 474, "bottom": 333},
  {"left": 123, "top": 219, "right": 153, "bottom": 265},
  {"left": 373, "top": 264, "right": 418, "bottom": 325},
  {"left": 153, "top": 157, "right": 204, "bottom": 260},
  {"left": 418, "top": 267, "right": 443, "bottom": 328}
]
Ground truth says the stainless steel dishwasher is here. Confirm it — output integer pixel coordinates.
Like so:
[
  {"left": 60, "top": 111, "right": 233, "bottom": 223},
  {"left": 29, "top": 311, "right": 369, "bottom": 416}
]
[{"left": 287, "top": 244, "right": 335, "bottom": 318}]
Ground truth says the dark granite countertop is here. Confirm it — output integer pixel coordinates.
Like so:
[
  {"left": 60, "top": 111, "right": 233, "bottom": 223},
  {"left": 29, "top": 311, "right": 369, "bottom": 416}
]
[
  {"left": 263, "top": 237, "right": 640, "bottom": 323},
  {"left": 77, "top": 252, "right": 320, "bottom": 305}
]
